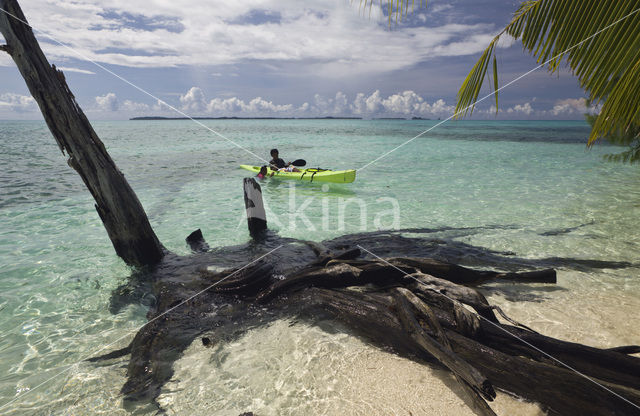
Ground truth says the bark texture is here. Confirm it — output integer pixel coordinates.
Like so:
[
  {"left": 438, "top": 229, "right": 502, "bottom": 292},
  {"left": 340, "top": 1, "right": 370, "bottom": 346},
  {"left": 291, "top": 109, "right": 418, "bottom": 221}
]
[
  {"left": 94, "top": 235, "right": 640, "bottom": 416},
  {"left": 0, "top": 0, "right": 164, "bottom": 266}
]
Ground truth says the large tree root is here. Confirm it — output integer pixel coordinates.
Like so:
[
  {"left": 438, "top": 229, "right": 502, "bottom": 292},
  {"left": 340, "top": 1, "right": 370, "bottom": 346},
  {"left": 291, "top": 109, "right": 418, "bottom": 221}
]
[{"left": 88, "top": 240, "right": 640, "bottom": 415}]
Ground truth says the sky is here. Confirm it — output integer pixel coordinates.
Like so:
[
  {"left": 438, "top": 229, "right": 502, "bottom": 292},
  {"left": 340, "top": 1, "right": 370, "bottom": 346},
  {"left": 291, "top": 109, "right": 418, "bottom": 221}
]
[{"left": 0, "top": 0, "right": 593, "bottom": 120}]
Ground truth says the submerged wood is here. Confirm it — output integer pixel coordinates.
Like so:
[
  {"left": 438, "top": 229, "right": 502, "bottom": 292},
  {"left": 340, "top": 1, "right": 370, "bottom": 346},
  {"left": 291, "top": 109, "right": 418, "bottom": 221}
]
[
  {"left": 0, "top": 0, "right": 164, "bottom": 266},
  {"left": 89, "top": 237, "right": 640, "bottom": 415},
  {"left": 393, "top": 287, "right": 498, "bottom": 416}
]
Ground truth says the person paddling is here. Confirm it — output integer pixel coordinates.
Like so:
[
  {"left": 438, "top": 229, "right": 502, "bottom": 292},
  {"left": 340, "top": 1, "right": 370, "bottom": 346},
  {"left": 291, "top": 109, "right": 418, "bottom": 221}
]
[{"left": 269, "top": 148, "right": 300, "bottom": 172}]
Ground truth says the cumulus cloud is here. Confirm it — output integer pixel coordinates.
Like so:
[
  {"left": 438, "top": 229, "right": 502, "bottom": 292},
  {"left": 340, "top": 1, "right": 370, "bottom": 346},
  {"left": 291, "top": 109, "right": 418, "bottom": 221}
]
[
  {"left": 153, "top": 99, "right": 174, "bottom": 112},
  {"left": 246, "top": 97, "right": 293, "bottom": 113},
  {"left": 551, "top": 98, "right": 592, "bottom": 116},
  {"left": 93, "top": 92, "right": 155, "bottom": 115},
  {"left": 311, "top": 92, "right": 350, "bottom": 115},
  {"left": 173, "top": 87, "right": 457, "bottom": 118},
  {"left": 0, "top": 93, "right": 37, "bottom": 112},
  {"left": 206, "top": 96, "right": 292, "bottom": 115},
  {"left": 351, "top": 90, "right": 453, "bottom": 117},
  {"left": 8, "top": 0, "right": 500, "bottom": 77},
  {"left": 507, "top": 102, "right": 533, "bottom": 115},
  {"left": 122, "top": 100, "right": 150, "bottom": 112},
  {"left": 156, "top": 87, "right": 460, "bottom": 118},
  {"left": 95, "top": 92, "right": 119, "bottom": 111},
  {"left": 207, "top": 97, "right": 245, "bottom": 113},
  {"left": 353, "top": 90, "right": 383, "bottom": 114},
  {"left": 180, "top": 87, "right": 207, "bottom": 112},
  {"left": 83, "top": 88, "right": 588, "bottom": 120}
]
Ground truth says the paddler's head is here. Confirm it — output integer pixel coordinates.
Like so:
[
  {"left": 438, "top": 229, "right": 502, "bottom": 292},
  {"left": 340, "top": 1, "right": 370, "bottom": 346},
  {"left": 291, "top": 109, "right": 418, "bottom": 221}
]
[
  {"left": 259, "top": 165, "right": 268, "bottom": 175},
  {"left": 270, "top": 148, "right": 279, "bottom": 158}
]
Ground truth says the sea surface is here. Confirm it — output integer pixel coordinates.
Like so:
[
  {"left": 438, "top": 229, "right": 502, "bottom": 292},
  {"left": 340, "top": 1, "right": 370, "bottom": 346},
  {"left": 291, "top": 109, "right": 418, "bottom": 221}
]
[{"left": 0, "top": 119, "right": 639, "bottom": 415}]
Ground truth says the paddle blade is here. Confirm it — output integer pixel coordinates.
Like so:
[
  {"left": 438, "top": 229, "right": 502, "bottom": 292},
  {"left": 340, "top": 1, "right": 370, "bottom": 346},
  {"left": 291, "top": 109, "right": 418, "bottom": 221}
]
[{"left": 291, "top": 159, "right": 306, "bottom": 167}]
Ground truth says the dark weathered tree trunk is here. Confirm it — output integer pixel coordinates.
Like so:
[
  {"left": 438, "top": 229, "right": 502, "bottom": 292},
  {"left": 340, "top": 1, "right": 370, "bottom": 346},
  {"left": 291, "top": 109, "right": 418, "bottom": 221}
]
[{"left": 0, "top": 0, "right": 164, "bottom": 266}]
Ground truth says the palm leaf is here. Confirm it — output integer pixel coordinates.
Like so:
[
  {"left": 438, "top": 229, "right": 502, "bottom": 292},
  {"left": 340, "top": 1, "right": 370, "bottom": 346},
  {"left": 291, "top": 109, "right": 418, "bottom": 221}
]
[
  {"left": 455, "top": 0, "right": 640, "bottom": 147},
  {"left": 357, "top": 0, "right": 426, "bottom": 22}
]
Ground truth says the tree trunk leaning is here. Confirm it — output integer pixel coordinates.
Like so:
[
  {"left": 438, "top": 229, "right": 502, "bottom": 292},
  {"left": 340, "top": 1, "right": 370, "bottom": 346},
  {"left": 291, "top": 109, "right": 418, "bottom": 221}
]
[{"left": 0, "top": 0, "right": 164, "bottom": 266}]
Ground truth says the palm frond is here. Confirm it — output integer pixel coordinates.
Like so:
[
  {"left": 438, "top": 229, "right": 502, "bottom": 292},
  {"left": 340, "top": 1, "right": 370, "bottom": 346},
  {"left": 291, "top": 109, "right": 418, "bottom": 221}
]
[
  {"left": 586, "top": 113, "right": 640, "bottom": 163},
  {"left": 357, "top": 0, "right": 426, "bottom": 23},
  {"left": 455, "top": 0, "right": 640, "bottom": 146}
]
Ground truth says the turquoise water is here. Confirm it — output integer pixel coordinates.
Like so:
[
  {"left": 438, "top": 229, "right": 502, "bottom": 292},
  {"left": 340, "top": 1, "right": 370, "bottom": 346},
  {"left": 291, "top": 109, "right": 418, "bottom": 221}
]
[{"left": 1, "top": 119, "right": 639, "bottom": 414}]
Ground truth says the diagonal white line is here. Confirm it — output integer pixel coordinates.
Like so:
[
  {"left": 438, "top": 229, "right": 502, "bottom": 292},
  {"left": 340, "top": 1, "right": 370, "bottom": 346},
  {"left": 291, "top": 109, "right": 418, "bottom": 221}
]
[
  {"left": 0, "top": 244, "right": 282, "bottom": 411},
  {"left": 0, "top": 7, "right": 269, "bottom": 165},
  {"left": 356, "top": 244, "right": 640, "bottom": 411},
  {"left": 357, "top": 6, "right": 640, "bottom": 171}
]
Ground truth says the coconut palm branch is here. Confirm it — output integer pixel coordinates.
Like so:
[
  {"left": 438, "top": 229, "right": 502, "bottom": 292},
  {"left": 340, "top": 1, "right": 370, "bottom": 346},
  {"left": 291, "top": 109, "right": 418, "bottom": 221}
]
[
  {"left": 452, "top": 0, "right": 640, "bottom": 147},
  {"left": 585, "top": 113, "right": 640, "bottom": 163},
  {"left": 359, "top": 1, "right": 426, "bottom": 25}
]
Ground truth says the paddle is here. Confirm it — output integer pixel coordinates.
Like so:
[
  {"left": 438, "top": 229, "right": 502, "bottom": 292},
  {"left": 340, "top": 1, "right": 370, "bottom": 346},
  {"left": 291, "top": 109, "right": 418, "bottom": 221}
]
[{"left": 291, "top": 159, "right": 306, "bottom": 167}]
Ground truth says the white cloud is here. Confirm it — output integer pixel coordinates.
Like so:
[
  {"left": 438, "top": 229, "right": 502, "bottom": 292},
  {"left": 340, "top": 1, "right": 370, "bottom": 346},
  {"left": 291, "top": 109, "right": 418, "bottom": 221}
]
[
  {"left": 246, "top": 97, "right": 293, "bottom": 113},
  {"left": 153, "top": 99, "right": 174, "bottom": 112},
  {"left": 351, "top": 90, "right": 453, "bottom": 117},
  {"left": 8, "top": 0, "right": 500, "bottom": 77},
  {"left": 432, "top": 4, "right": 454, "bottom": 13},
  {"left": 333, "top": 92, "right": 348, "bottom": 114},
  {"left": 29, "top": 87, "right": 589, "bottom": 120},
  {"left": 95, "top": 92, "right": 119, "bottom": 111},
  {"left": 122, "top": 99, "right": 150, "bottom": 112},
  {"left": 507, "top": 102, "right": 533, "bottom": 115},
  {"left": 551, "top": 98, "right": 592, "bottom": 116},
  {"left": 207, "top": 96, "right": 245, "bottom": 113},
  {"left": 311, "top": 92, "right": 350, "bottom": 114},
  {"left": 169, "top": 87, "right": 459, "bottom": 118},
  {"left": 87, "top": 93, "right": 170, "bottom": 119},
  {"left": 363, "top": 90, "right": 384, "bottom": 113},
  {"left": 180, "top": 87, "right": 207, "bottom": 112},
  {"left": 206, "top": 95, "right": 292, "bottom": 115},
  {"left": 81, "top": 87, "right": 591, "bottom": 121},
  {"left": 0, "top": 93, "right": 37, "bottom": 112},
  {"left": 57, "top": 66, "right": 96, "bottom": 74}
]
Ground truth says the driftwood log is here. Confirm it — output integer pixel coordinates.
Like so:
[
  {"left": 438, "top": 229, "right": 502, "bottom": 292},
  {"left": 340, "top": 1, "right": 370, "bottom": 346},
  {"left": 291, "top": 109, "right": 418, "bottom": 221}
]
[
  {"left": 96, "top": 236, "right": 640, "bottom": 415},
  {"left": 3, "top": 1, "right": 640, "bottom": 415}
]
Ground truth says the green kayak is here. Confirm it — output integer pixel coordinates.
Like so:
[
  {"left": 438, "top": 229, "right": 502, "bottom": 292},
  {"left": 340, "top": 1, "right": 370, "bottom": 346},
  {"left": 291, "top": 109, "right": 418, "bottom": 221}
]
[{"left": 240, "top": 165, "right": 356, "bottom": 183}]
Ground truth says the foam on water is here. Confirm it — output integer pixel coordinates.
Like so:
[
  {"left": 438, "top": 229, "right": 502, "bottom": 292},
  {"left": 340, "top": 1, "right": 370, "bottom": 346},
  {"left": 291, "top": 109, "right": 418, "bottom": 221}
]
[{"left": 0, "top": 119, "right": 638, "bottom": 414}]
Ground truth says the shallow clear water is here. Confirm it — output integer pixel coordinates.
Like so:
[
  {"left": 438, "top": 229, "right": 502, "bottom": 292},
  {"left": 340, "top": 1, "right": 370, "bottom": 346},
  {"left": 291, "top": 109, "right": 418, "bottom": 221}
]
[{"left": 0, "top": 119, "right": 639, "bottom": 415}]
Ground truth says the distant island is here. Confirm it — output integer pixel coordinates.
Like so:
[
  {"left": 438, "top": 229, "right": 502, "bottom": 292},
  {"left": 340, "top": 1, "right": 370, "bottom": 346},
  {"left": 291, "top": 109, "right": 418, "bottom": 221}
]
[
  {"left": 130, "top": 116, "right": 363, "bottom": 120},
  {"left": 129, "top": 116, "right": 433, "bottom": 121}
]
